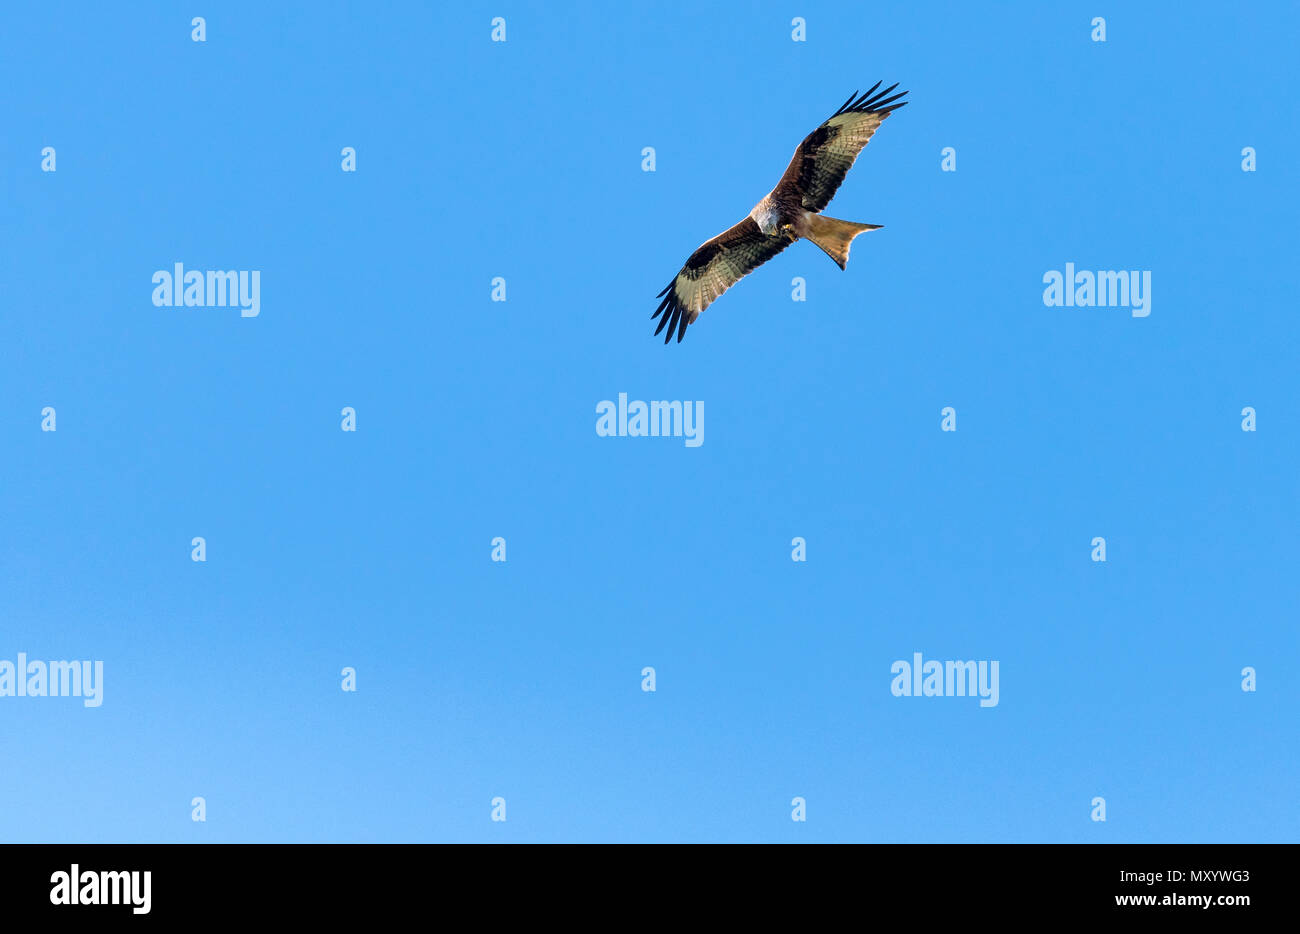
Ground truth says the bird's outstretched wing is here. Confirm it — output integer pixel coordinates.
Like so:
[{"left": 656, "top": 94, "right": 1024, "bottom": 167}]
[
  {"left": 775, "top": 83, "right": 908, "bottom": 213},
  {"left": 652, "top": 217, "right": 791, "bottom": 343}
]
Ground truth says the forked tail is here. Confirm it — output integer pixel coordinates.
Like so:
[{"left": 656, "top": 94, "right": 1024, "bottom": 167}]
[{"left": 805, "top": 215, "right": 881, "bottom": 270}]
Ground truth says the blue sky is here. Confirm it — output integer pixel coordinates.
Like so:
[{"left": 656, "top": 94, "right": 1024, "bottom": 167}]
[{"left": 1, "top": 2, "right": 1295, "bottom": 842}]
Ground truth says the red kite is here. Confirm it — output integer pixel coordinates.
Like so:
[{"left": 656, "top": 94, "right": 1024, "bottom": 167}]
[{"left": 653, "top": 83, "right": 908, "bottom": 343}]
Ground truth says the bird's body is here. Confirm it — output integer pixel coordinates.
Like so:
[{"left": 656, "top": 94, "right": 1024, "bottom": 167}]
[{"left": 653, "top": 83, "right": 908, "bottom": 343}]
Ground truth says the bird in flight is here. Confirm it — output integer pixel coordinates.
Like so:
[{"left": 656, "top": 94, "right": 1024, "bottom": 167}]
[{"left": 653, "top": 82, "right": 908, "bottom": 343}]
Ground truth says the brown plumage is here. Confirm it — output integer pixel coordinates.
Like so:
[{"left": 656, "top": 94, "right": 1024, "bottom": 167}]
[{"left": 653, "top": 83, "right": 907, "bottom": 343}]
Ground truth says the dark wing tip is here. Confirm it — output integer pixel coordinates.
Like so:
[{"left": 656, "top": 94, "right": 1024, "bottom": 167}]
[
  {"left": 834, "top": 83, "right": 909, "bottom": 117},
  {"left": 664, "top": 304, "right": 682, "bottom": 344},
  {"left": 834, "top": 81, "right": 882, "bottom": 116},
  {"left": 652, "top": 277, "right": 692, "bottom": 344},
  {"left": 652, "top": 278, "right": 677, "bottom": 319}
]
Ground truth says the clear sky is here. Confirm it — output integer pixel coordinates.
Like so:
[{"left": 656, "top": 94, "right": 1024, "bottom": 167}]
[{"left": 1, "top": 2, "right": 1295, "bottom": 842}]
